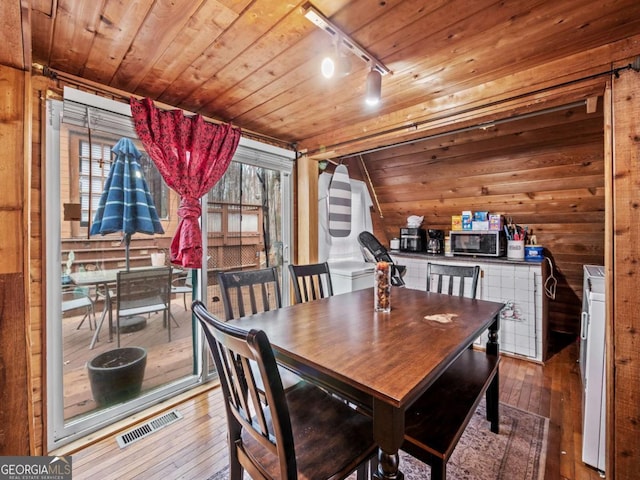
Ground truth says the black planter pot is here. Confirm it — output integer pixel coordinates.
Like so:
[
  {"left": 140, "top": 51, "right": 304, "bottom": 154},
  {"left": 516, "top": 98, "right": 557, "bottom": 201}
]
[{"left": 88, "top": 347, "right": 147, "bottom": 406}]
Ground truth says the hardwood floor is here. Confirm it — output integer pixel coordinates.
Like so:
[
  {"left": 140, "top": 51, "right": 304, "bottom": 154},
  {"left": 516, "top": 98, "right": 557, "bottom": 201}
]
[{"left": 59, "top": 333, "right": 604, "bottom": 480}]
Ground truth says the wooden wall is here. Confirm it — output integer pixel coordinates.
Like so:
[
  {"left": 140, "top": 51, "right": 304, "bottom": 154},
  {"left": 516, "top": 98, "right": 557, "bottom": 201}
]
[
  {"left": 0, "top": 64, "right": 30, "bottom": 455},
  {"left": 610, "top": 66, "right": 640, "bottom": 480},
  {"left": 357, "top": 101, "right": 605, "bottom": 335}
]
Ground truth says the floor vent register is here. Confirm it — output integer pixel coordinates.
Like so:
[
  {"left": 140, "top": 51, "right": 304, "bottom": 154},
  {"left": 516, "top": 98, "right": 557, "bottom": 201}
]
[{"left": 116, "top": 409, "right": 183, "bottom": 448}]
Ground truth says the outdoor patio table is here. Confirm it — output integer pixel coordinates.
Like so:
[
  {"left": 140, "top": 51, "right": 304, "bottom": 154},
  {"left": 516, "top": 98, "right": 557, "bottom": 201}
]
[{"left": 70, "top": 266, "right": 183, "bottom": 349}]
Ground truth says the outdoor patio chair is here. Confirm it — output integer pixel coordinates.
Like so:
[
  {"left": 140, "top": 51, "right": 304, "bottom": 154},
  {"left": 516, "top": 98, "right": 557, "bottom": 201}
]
[
  {"left": 116, "top": 267, "right": 172, "bottom": 348},
  {"left": 192, "top": 301, "right": 376, "bottom": 480},
  {"left": 62, "top": 285, "right": 96, "bottom": 330},
  {"left": 171, "top": 269, "right": 192, "bottom": 311},
  {"left": 82, "top": 263, "right": 113, "bottom": 305}
]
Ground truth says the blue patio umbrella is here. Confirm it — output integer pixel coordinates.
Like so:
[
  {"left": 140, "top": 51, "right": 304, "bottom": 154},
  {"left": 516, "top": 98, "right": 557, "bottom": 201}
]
[{"left": 90, "top": 137, "right": 164, "bottom": 271}]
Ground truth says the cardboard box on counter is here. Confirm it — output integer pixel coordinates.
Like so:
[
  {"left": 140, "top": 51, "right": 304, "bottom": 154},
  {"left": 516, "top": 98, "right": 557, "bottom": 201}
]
[
  {"left": 473, "top": 211, "right": 488, "bottom": 221},
  {"left": 451, "top": 215, "right": 462, "bottom": 231},
  {"left": 489, "top": 214, "right": 503, "bottom": 231},
  {"left": 472, "top": 221, "right": 489, "bottom": 230},
  {"left": 461, "top": 211, "right": 472, "bottom": 230},
  {"left": 525, "top": 245, "right": 544, "bottom": 261}
]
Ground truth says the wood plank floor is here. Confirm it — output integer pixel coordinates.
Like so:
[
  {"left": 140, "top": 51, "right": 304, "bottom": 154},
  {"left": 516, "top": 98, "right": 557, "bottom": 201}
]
[{"left": 57, "top": 332, "right": 605, "bottom": 480}]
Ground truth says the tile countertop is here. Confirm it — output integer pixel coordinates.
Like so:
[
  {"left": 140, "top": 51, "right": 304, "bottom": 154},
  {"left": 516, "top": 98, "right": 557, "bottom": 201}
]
[{"left": 389, "top": 250, "right": 544, "bottom": 266}]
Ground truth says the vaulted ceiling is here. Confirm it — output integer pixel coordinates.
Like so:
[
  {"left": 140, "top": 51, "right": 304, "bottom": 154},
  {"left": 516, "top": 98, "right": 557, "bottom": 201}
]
[{"left": 4, "top": 0, "right": 640, "bottom": 157}]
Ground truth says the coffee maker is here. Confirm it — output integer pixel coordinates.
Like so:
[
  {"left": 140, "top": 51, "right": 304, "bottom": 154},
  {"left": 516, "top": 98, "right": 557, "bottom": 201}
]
[
  {"left": 426, "top": 229, "right": 445, "bottom": 254},
  {"left": 399, "top": 227, "right": 426, "bottom": 252}
]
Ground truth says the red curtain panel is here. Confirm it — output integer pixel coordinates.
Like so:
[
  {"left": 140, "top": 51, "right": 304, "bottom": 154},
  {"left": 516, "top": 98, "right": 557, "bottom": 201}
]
[{"left": 130, "top": 97, "right": 241, "bottom": 268}]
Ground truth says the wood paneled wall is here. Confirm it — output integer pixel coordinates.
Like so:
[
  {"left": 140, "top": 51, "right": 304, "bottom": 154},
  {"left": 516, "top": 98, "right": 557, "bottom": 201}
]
[
  {"left": 29, "top": 76, "right": 48, "bottom": 454},
  {"left": 358, "top": 102, "right": 605, "bottom": 334},
  {"left": 0, "top": 64, "right": 30, "bottom": 455},
  {"left": 609, "top": 66, "right": 640, "bottom": 480}
]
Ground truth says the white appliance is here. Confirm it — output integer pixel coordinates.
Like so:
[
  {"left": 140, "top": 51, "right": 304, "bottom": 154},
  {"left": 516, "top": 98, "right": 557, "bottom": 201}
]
[
  {"left": 580, "top": 264, "right": 606, "bottom": 472},
  {"left": 318, "top": 173, "right": 375, "bottom": 294},
  {"left": 328, "top": 260, "right": 374, "bottom": 295}
]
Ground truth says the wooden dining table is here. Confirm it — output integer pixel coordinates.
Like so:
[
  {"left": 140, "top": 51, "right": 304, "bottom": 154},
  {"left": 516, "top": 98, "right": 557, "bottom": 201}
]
[{"left": 227, "top": 286, "right": 504, "bottom": 480}]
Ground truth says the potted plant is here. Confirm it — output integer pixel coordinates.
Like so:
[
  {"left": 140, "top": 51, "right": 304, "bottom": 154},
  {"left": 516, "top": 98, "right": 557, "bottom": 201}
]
[{"left": 87, "top": 346, "right": 147, "bottom": 406}]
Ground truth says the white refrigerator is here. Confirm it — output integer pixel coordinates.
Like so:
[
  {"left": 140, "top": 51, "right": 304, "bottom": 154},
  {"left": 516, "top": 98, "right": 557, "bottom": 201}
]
[{"left": 580, "top": 265, "right": 606, "bottom": 472}]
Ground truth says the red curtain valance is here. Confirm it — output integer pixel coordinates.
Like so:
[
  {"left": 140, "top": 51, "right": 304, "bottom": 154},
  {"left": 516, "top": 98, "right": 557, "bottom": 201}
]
[{"left": 130, "top": 97, "right": 241, "bottom": 268}]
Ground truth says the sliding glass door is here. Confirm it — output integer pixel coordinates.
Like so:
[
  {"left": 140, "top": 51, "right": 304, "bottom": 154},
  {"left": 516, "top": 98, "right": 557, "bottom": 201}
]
[
  {"left": 202, "top": 138, "right": 294, "bottom": 325},
  {"left": 45, "top": 90, "right": 294, "bottom": 450}
]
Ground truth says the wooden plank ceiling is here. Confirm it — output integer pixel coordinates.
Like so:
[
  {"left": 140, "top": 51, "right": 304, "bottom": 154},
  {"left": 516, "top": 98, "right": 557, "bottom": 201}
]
[{"left": 27, "top": 0, "right": 640, "bottom": 157}]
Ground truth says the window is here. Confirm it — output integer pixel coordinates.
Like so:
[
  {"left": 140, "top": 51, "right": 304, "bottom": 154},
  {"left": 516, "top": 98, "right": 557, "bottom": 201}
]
[
  {"left": 76, "top": 137, "right": 168, "bottom": 227},
  {"left": 78, "top": 139, "right": 111, "bottom": 225}
]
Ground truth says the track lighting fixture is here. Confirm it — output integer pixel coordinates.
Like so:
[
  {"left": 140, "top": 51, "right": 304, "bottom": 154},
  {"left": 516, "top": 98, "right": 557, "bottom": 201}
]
[{"left": 302, "top": 2, "right": 390, "bottom": 104}]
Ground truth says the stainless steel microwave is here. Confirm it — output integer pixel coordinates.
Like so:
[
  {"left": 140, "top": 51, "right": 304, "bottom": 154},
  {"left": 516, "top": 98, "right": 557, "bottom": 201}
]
[{"left": 449, "top": 230, "right": 506, "bottom": 257}]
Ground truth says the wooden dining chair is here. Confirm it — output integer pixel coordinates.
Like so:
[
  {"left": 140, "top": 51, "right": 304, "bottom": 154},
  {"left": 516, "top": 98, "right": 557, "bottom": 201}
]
[
  {"left": 192, "top": 301, "right": 376, "bottom": 480},
  {"left": 402, "top": 262, "right": 498, "bottom": 480},
  {"left": 425, "top": 262, "right": 480, "bottom": 298},
  {"left": 288, "top": 262, "right": 333, "bottom": 304},
  {"left": 217, "top": 267, "right": 301, "bottom": 391},
  {"left": 217, "top": 267, "right": 282, "bottom": 320}
]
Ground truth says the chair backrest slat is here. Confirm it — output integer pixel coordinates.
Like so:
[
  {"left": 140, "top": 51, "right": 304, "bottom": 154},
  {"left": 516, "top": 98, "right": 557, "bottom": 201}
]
[
  {"left": 426, "top": 263, "right": 480, "bottom": 299},
  {"left": 218, "top": 267, "right": 282, "bottom": 320},
  {"left": 288, "top": 262, "right": 334, "bottom": 304}
]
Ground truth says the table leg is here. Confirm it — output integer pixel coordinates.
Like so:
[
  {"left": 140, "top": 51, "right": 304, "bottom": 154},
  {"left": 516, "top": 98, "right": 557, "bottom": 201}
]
[
  {"left": 89, "top": 287, "right": 112, "bottom": 350},
  {"left": 89, "top": 298, "right": 107, "bottom": 349},
  {"left": 486, "top": 313, "right": 500, "bottom": 432},
  {"left": 487, "top": 315, "right": 499, "bottom": 356},
  {"left": 372, "top": 399, "right": 405, "bottom": 480}
]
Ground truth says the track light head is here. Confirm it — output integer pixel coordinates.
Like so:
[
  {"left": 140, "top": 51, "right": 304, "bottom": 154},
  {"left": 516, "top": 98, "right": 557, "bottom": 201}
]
[
  {"left": 365, "top": 68, "right": 382, "bottom": 105},
  {"left": 303, "top": 2, "right": 389, "bottom": 101},
  {"left": 336, "top": 53, "right": 352, "bottom": 77},
  {"left": 321, "top": 40, "right": 352, "bottom": 79}
]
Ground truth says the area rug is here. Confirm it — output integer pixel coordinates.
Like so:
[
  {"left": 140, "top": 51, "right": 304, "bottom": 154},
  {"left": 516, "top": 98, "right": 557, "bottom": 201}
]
[{"left": 207, "top": 401, "right": 548, "bottom": 480}]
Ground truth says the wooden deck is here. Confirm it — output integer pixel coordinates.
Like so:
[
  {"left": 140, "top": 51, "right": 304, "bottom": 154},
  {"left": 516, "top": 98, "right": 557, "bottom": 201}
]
[
  {"left": 62, "top": 285, "right": 227, "bottom": 419},
  {"left": 59, "top": 333, "right": 604, "bottom": 480}
]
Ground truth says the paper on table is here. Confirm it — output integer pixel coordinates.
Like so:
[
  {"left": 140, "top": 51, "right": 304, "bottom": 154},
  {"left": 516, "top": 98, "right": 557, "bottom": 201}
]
[{"left": 423, "top": 313, "right": 458, "bottom": 324}]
